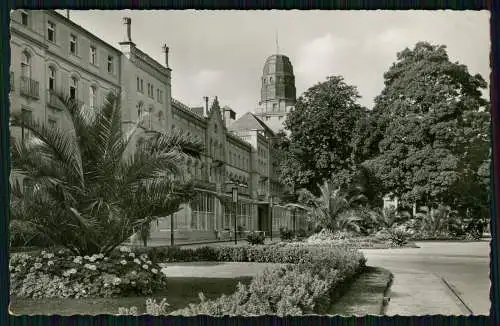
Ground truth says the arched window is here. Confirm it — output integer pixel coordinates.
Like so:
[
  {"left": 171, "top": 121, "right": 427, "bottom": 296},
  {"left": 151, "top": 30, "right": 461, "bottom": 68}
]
[
  {"left": 69, "top": 76, "right": 78, "bottom": 100},
  {"left": 21, "top": 51, "right": 31, "bottom": 78},
  {"left": 89, "top": 85, "right": 97, "bottom": 109},
  {"left": 48, "top": 66, "right": 56, "bottom": 91}
]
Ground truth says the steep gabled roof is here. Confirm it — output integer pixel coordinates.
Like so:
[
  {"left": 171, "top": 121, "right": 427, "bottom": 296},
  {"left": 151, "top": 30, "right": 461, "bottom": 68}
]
[{"left": 229, "top": 112, "right": 275, "bottom": 136}]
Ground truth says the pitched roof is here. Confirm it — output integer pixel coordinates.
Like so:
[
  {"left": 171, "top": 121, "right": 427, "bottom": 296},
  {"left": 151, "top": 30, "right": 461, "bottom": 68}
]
[{"left": 229, "top": 112, "right": 275, "bottom": 136}]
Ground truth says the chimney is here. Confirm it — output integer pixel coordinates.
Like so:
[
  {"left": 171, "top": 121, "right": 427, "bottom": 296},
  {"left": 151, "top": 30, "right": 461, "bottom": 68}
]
[
  {"left": 203, "top": 96, "right": 209, "bottom": 116},
  {"left": 162, "top": 44, "right": 169, "bottom": 68},
  {"left": 66, "top": 10, "right": 70, "bottom": 19},
  {"left": 123, "top": 17, "right": 132, "bottom": 42},
  {"left": 223, "top": 106, "right": 236, "bottom": 127}
]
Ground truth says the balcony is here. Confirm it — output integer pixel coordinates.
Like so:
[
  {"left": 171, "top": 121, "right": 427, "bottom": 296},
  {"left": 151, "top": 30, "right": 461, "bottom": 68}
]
[
  {"left": 193, "top": 179, "right": 217, "bottom": 191},
  {"left": 224, "top": 183, "right": 249, "bottom": 196},
  {"left": 20, "top": 76, "right": 39, "bottom": 99},
  {"left": 46, "top": 90, "right": 65, "bottom": 111}
]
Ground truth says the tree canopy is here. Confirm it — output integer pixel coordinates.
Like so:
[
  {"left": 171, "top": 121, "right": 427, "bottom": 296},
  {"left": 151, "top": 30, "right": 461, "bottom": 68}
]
[
  {"left": 363, "top": 42, "right": 489, "bottom": 211},
  {"left": 280, "top": 76, "right": 368, "bottom": 194}
]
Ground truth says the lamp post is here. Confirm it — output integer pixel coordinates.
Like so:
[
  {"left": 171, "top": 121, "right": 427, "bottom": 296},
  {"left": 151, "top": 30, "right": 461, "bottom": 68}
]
[
  {"left": 170, "top": 213, "right": 174, "bottom": 247},
  {"left": 231, "top": 183, "right": 238, "bottom": 244}
]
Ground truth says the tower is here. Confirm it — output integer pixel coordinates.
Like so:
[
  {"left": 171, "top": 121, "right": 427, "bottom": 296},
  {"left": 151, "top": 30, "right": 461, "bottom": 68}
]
[{"left": 255, "top": 53, "right": 296, "bottom": 133}]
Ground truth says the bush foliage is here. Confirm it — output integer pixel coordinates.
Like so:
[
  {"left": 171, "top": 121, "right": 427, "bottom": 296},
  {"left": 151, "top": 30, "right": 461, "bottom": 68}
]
[{"left": 10, "top": 246, "right": 167, "bottom": 299}]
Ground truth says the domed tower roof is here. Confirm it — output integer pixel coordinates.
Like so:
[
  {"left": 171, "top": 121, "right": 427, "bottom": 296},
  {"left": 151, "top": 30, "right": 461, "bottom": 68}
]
[
  {"left": 262, "top": 54, "right": 295, "bottom": 75},
  {"left": 260, "top": 54, "right": 296, "bottom": 103}
]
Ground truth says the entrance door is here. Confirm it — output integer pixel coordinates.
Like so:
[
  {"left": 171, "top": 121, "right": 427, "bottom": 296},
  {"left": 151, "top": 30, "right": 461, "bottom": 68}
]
[{"left": 257, "top": 206, "right": 268, "bottom": 233}]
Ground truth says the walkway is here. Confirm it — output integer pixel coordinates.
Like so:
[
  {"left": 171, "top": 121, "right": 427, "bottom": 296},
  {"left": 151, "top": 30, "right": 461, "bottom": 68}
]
[{"left": 361, "top": 240, "right": 491, "bottom": 315}]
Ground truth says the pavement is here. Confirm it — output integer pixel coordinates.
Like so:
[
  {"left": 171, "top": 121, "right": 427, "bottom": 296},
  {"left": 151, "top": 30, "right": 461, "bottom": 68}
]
[{"left": 360, "top": 239, "right": 491, "bottom": 316}]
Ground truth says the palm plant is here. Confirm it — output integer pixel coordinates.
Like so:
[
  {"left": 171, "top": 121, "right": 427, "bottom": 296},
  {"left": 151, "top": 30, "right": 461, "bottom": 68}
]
[
  {"left": 10, "top": 92, "right": 203, "bottom": 255},
  {"left": 297, "top": 179, "right": 366, "bottom": 232},
  {"left": 370, "top": 207, "right": 411, "bottom": 231},
  {"left": 415, "top": 205, "right": 461, "bottom": 237}
]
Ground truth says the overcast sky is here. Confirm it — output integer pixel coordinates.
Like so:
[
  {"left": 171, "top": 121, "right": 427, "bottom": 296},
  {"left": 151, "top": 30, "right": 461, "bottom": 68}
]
[{"left": 57, "top": 10, "right": 490, "bottom": 115}]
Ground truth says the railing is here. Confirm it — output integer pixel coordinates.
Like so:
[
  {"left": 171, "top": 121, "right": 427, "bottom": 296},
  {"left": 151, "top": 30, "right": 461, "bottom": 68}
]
[
  {"left": 46, "top": 90, "right": 64, "bottom": 110},
  {"left": 193, "top": 179, "right": 217, "bottom": 191},
  {"left": 224, "top": 183, "right": 250, "bottom": 196},
  {"left": 20, "top": 76, "right": 39, "bottom": 99}
]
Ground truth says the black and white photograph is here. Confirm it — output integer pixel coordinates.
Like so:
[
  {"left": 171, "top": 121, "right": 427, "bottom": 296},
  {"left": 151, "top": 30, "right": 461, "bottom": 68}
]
[{"left": 7, "top": 9, "right": 491, "bottom": 316}]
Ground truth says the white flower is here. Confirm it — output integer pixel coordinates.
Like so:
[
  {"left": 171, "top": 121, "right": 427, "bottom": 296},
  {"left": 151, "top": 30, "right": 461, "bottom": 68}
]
[
  {"left": 41, "top": 251, "right": 47, "bottom": 255},
  {"left": 134, "top": 258, "right": 141, "bottom": 264},
  {"left": 119, "top": 246, "right": 131, "bottom": 253},
  {"left": 58, "top": 250, "right": 65, "bottom": 254},
  {"left": 142, "top": 264, "right": 149, "bottom": 270},
  {"left": 131, "top": 271, "right": 137, "bottom": 276},
  {"left": 97, "top": 253, "right": 104, "bottom": 259},
  {"left": 128, "top": 252, "right": 135, "bottom": 258},
  {"left": 73, "top": 257, "right": 82, "bottom": 264},
  {"left": 89, "top": 256, "right": 97, "bottom": 262},
  {"left": 160, "top": 267, "right": 168, "bottom": 274},
  {"left": 120, "top": 260, "right": 127, "bottom": 265},
  {"left": 84, "top": 255, "right": 90, "bottom": 260},
  {"left": 69, "top": 268, "right": 77, "bottom": 274},
  {"left": 104, "top": 257, "right": 109, "bottom": 261},
  {"left": 112, "top": 277, "right": 122, "bottom": 285},
  {"left": 131, "top": 281, "right": 136, "bottom": 286},
  {"left": 34, "top": 263, "right": 42, "bottom": 269},
  {"left": 46, "top": 253, "right": 54, "bottom": 259},
  {"left": 47, "top": 261, "right": 54, "bottom": 266},
  {"left": 84, "top": 264, "right": 97, "bottom": 271},
  {"left": 151, "top": 268, "right": 158, "bottom": 274},
  {"left": 147, "top": 260, "right": 152, "bottom": 265},
  {"left": 104, "top": 283, "right": 109, "bottom": 287}
]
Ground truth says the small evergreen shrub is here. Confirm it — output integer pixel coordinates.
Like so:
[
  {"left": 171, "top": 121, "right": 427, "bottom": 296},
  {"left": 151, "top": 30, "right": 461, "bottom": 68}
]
[
  {"left": 279, "top": 228, "right": 294, "bottom": 241},
  {"left": 246, "top": 232, "right": 265, "bottom": 245}
]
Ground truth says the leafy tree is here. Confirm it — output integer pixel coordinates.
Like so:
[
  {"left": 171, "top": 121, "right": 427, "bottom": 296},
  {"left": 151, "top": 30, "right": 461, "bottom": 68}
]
[
  {"left": 10, "top": 92, "right": 203, "bottom": 255},
  {"left": 281, "top": 76, "right": 368, "bottom": 193},
  {"left": 364, "top": 42, "right": 489, "bottom": 209}
]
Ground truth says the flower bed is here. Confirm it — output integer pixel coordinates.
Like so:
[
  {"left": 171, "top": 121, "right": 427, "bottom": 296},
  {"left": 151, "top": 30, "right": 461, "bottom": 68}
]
[
  {"left": 165, "top": 243, "right": 366, "bottom": 316},
  {"left": 10, "top": 247, "right": 167, "bottom": 299}
]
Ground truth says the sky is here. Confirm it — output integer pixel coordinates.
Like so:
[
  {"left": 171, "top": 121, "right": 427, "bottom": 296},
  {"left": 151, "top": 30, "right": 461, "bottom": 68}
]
[{"left": 57, "top": 10, "right": 490, "bottom": 115}]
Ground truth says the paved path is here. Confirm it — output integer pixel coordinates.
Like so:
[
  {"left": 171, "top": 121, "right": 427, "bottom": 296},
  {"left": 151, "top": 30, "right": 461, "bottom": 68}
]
[
  {"left": 361, "top": 240, "right": 491, "bottom": 315},
  {"left": 160, "top": 261, "right": 285, "bottom": 278}
]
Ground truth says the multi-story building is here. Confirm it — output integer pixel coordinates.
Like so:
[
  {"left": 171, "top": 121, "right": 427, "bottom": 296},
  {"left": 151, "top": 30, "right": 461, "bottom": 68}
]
[{"left": 9, "top": 9, "right": 307, "bottom": 244}]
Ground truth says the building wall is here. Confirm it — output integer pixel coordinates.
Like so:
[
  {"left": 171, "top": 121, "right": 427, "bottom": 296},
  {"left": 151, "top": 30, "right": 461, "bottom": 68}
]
[{"left": 10, "top": 10, "right": 308, "bottom": 244}]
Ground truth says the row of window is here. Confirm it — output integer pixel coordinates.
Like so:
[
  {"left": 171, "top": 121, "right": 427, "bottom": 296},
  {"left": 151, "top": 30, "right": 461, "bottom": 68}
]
[
  {"left": 19, "top": 50, "right": 102, "bottom": 109},
  {"left": 136, "top": 77, "right": 164, "bottom": 103},
  {"left": 18, "top": 11, "right": 116, "bottom": 75}
]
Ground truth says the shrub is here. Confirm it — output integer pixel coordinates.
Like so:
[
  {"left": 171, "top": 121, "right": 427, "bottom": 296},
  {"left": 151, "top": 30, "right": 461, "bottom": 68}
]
[
  {"left": 280, "top": 228, "right": 294, "bottom": 241},
  {"left": 246, "top": 232, "right": 265, "bottom": 245},
  {"left": 10, "top": 246, "right": 167, "bottom": 299},
  {"left": 118, "top": 298, "right": 170, "bottom": 315},
  {"left": 296, "top": 228, "right": 307, "bottom": 239},
  {"left": 170, "top": 244, "right": 366, "bottom": 316},
  {"left": 388, "top": 226, "right": 411, "bottom": 246}
]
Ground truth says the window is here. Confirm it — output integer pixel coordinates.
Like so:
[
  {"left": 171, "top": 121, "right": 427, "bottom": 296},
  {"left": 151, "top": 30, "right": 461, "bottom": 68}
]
[
  {"left": 21, "top": 11, "right": 28, "bottom": 26},
  {"left": 48, "top": 66, "right": 56, "bottom": 91},
  {"left": 89, "top": 86, "right": 97, "bottom": 109},
  {"left": 90, "top": 46, "right": 97, "bottom": 65},
  {"left": 273, "top": 103, "right": 277, "bottom": 112},
  {"left": 156, "top": 88, "right": 160, "bottom": 102},
  {"left": 140, "top": 79, "right": 144, "bottom": 93},
  {"left": 107, "top": 55, "right": 114, "bottom": 74},
  {"left": 70, "top": 34, "right": 78, "bottom": 55},
  {"left": 159, "top": 90, "right": 163, "bottom": 103},
  {"left": 21, "top": 51, "right": 31, "bottom": 78},
  {"left": 69, "top": 77, "right": 78, "bottom": 100},
  {"left": 136, "top": 77, "right": 140, "bottom": 92},
  {"left": 47, "top": 21, "right": 56, "bottom": 42}
]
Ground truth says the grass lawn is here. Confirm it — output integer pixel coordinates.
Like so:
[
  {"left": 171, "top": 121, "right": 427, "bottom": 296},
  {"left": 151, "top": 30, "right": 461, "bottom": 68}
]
[
  {"left": 329, "top": 266, "right": 393, "bottom": 316},
  {"left": 9, "top": 276, "right": 253, "bottom": 315}
]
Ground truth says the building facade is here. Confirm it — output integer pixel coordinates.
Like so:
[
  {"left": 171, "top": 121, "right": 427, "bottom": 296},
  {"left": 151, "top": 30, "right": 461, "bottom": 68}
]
[{"left": 9, "top": 10, "right": 308, "bottom": 244}]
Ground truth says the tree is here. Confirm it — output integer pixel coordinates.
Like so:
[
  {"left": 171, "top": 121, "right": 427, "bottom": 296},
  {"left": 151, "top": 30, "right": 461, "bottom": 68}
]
[
  {"left": 297, "top": 179, "right": 366, "bottom": 232},
  {"left": 10, "top": 92, "right": 203, "bottom": 255},
  {"left": 364, "top": 42, "right": 489, "bottom": 209},
  {"left": 281, "top": 76, "right": 368, "bottom": 193}
]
